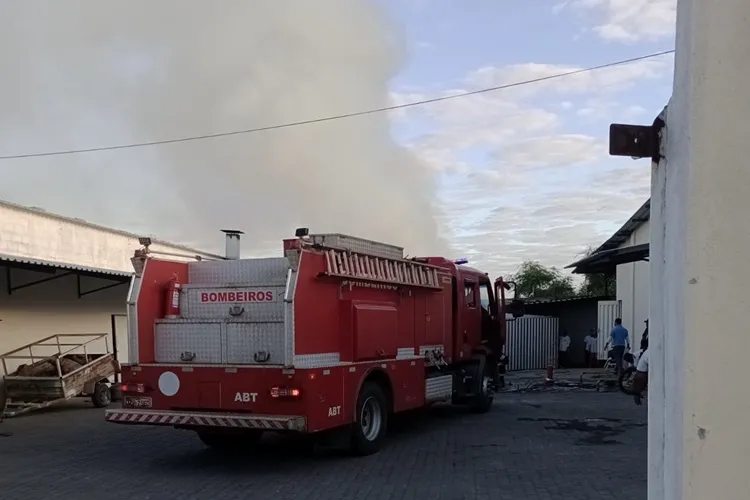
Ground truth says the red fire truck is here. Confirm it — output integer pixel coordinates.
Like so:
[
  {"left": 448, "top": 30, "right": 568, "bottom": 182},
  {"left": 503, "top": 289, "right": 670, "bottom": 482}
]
[{"left": 105, "top": 229, "right": 523, "bottom": 455}]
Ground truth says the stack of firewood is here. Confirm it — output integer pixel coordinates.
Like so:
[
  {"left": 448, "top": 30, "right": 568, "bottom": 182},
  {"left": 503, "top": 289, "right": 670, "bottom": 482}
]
[{"left": 11, "top": 354, "right": 89, "bottom": 377}]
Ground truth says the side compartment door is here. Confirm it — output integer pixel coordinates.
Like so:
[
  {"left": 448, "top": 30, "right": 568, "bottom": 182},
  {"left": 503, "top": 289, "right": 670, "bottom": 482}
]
[{"left": 459, "top": 278, "right": 481, "bottom": 357}]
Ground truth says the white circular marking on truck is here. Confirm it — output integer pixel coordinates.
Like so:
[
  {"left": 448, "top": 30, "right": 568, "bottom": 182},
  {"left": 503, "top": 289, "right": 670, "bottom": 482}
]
[{"left": 158, "top": 371, "right": 180, "bottom": 397}]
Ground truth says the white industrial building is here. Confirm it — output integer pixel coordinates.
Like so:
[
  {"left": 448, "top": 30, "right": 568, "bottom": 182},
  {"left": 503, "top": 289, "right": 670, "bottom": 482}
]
[
  {"left": 0, "top": 199, "right": 221, "bottom": 388},
  {"left": 567, "top": 198, "right": 650, "bottom": 351}
]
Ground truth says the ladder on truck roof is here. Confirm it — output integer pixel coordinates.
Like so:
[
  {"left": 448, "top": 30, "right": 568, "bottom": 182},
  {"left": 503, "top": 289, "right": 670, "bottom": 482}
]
[{"left": 323, "top": 248, "right": 442, "bottom": 290}]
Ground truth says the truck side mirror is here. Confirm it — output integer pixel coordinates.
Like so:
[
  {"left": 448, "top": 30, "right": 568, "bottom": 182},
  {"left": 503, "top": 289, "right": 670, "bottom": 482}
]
[
  {"left": 494, "top": 278, "right": 524, "bottom": 319},
  {"left": 508, "top": 299, "right": 525, "bottom": 318}
]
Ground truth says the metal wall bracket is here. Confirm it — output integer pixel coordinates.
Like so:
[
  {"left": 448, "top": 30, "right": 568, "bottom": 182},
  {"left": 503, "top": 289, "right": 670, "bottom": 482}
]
[
  {"left": 609, "top": 116, "right": 665, "bottom": 162},
  {"left": 6, "top": 269, "right": 75, "bottom": 295},
  {"left": 77, "top": 275, "right": 129, "bottom": 298}
]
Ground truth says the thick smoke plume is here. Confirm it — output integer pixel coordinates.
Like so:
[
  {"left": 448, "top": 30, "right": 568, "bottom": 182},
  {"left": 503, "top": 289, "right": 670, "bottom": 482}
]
[{"left": 0, "top": 1, "right": 449, "bottom": 257}]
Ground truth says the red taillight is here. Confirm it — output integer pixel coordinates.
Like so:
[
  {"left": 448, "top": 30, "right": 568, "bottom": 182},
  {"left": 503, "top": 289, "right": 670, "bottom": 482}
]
[
  {"left": 121, "top": 383, "right": 147, "bottom": 393},
  {"left": 269, "top": 386, "right": 301, "bottom": 398}
]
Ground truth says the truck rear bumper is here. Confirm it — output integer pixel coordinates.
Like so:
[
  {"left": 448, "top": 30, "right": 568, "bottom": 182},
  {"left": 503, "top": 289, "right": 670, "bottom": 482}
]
[{"left": 105, "top": 409, "right": 307, "bottom": 431}]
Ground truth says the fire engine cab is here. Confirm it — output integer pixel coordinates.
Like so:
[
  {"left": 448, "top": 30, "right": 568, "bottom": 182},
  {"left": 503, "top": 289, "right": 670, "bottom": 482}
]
[{"left": 106, "top": 229, "right": 523, "bottom": 455}]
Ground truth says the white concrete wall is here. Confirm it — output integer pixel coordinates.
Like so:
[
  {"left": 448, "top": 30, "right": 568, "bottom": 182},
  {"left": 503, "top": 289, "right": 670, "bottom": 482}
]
[
  {"left": 649, "top": 0, "right": 750, "bottom": 497},
  {"left": 615, "top": 219, "right": 650, "bottom": 348},
  {"left": 0, "top": 201, "right": 221, "bottom": 272},
  {"left": 0, "top": 269, "right": 129, "bottom": 376}
]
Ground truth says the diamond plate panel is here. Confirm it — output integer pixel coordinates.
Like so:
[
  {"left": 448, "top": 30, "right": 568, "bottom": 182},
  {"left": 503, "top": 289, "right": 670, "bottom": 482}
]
[
  {"left": 396, "top": 347, "right": 417, "bottom": 359},
  {"left": 155, "top": 322, "right": 222, "bottom": 364},
  {"left": 188, "top": 258, "right": 290, "bottom": 285},
  {"left": 181, "top": 285, "right": 285, "bottom": 321},
  {"left": 293, "top": 353, "right": 340, "bottom": 369},
  {"left": 419, "top": 345, "right": 445, "bottom": 355},
  {"left": 425, "top": 374, "right": 453, "bottom": 402},
  {"left": 309, "top": 233, "right": 403, "bottom": 259},
  {"left": 225, "top": 322, "right": 285, "bottom": 365}
]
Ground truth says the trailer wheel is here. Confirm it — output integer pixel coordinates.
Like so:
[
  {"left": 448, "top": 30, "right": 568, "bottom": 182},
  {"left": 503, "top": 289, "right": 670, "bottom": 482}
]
[
  {"left": 469, "top": 363, "right": 495, "bottom": 414},
  {"left": 350, "top": 382, "right": 388, "bottom": 456},
  {"left": 197, "top": 430, "right": 263, "bottom": 450},
  {"left": 91, "top": 382, "right": 111, "bottom": 408}
]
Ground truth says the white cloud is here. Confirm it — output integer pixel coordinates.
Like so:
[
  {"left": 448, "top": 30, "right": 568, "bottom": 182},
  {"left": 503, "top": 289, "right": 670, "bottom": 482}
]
[
  {"left": 465, "top": 54, "right": 672, "bottom": 99},
  {"left": 389, "top": 59, "right": 663, "bottom": 277},
  {"left": 493, "top": 134, "right": 606, "bottom": 169},
  {"left": 563, "top": 0, "right": 677, "bottom": 43}
]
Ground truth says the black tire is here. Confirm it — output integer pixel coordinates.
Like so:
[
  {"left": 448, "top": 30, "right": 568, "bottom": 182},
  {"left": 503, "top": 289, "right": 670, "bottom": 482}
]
[
  {"left": 469, "top": 362, "right": 495, "bottom": 413},
  {"left": 618, "top": 366, "right": 639, "bottom": 395},
  {"left": 197, "top": 429, "right": 264, "bottom": 450},
  {"left": 91, "top": 382, "right": 111, "bottom": 408},
  {"left": 350, "top": 382, "right": 388, "bottom": 456}
]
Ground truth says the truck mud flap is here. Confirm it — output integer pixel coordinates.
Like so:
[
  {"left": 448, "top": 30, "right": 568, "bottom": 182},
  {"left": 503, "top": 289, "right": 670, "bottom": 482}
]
[{"left": 105, "top": 409, "right": 306, "bottom": 431}]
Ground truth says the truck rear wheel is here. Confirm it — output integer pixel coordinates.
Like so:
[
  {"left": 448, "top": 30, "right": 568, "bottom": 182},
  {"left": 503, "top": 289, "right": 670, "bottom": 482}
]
[
  {"left": 469, "top": 363, "right": 495, "bottom": 414},
  {"left": 197, "top": 429, "right": 264, "bottom": 450},
  {"left": 350, "top": 382, "right": 388, "bottom": 456}
]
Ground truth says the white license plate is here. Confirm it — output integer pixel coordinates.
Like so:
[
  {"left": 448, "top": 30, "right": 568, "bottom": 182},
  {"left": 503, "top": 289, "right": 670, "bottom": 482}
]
[{"left": 124, "top": 396, "right": 153, "bottom": 409}]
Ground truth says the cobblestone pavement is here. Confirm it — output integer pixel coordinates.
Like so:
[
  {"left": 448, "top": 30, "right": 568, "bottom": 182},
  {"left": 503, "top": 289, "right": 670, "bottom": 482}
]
[{"left": 0, "top": 391, "right": 646, "bottom": 500}]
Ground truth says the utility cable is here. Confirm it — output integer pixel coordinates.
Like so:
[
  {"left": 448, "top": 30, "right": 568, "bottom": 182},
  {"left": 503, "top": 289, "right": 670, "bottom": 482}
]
[{"left": 0, "top": 49, "right": 674, "bottom": 160}]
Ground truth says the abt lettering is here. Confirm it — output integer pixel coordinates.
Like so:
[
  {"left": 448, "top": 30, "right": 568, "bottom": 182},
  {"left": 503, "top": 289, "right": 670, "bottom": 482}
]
[
  {"left": 328, "top": 405, "right": 341, "bottom": 417},
  {"left": 200, "top": 291, "right": 275, "bottom": 303},
  {"left": 234, "top": 392, "right": 258, "bottom": 403}
]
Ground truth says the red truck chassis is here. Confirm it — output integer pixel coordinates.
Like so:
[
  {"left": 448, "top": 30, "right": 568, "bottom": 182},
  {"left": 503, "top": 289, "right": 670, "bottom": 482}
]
[{"left": 106, "top": 230, "right": 522, "bottom": 455}]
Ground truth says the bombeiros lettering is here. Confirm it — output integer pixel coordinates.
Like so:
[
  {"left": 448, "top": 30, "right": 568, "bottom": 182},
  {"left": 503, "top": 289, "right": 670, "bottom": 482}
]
[
  {"left": 200, "top": 290, "right": 275, "bottom": 303},
  {"left": 234, "top": 392, "right": 258, "bottom": 403}
]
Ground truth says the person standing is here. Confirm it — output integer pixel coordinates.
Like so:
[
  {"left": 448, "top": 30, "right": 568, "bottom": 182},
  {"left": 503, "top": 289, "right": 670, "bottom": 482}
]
[
  {"left": 640, "top": 319, "right": 649, "bottom": 351},
  {"left": 558, "top": 330, "right": 571, "bottom": 368},
  {"left": 610, "top": 318, "right": 629, "bottom": 375},
  {"left": 583, "top": 329, "right": 598, "bottom": 368},
  {"left": 632, "top": 347, "right": 649, "bottom": 406}
]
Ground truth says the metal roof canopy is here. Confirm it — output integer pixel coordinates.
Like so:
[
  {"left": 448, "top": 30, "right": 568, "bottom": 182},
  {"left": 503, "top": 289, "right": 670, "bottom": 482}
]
[
  {"left": 566, "top": 243, "right": 650, "bottom": 274},
  {"left": 0, "top": 253, "right": 132, "bottom": 298},
  {"left": 594, "top": 199, "right": 651, "bottom": 253}
]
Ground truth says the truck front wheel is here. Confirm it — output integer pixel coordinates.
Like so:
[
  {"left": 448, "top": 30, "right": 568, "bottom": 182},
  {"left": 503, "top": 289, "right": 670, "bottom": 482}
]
[
  {"left": 350, "top": 382, "right": 388, "bottom": 456},
  {"left": 469, "top": 362, "right": 495, "bottom": 413}
]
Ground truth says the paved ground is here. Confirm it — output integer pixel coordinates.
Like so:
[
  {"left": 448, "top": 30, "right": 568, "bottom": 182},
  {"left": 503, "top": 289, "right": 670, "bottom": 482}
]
[{"left": 0, "top": 390, "right": 646, "bottom": 500}]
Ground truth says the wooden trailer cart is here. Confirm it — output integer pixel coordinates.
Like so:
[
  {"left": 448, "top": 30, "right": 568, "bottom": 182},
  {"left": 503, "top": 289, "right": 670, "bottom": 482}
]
[{"left": 1, "top": 333, "right": 119, "bottom": 418}]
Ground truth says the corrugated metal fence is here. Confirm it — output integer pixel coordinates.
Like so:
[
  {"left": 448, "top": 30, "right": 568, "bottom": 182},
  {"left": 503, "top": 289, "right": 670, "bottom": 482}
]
[{"left": 505, "top": 315, "right": 559, "bottom": 371}]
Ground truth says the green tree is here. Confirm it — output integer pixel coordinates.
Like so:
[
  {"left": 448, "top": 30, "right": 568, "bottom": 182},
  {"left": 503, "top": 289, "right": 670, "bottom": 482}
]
[
  {"left": 575, "top": 246, "right": 616, "bottom": 297},
  {"left": 510, "top": 260, "right": 576, "bottom": 299}
]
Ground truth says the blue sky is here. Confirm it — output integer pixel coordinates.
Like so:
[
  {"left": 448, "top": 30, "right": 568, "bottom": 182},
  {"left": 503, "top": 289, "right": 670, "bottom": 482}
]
[{"left": 378, "top": 0, "right": 676, "bottom": 274}]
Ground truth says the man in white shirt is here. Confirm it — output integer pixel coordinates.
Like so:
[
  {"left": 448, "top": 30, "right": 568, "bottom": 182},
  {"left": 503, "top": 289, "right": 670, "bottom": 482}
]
[
  {"left": 583, "top": 329, "right": 598, "bottom": 368},
  {"left": 632, "top": 348, "right": 649, "bottom": 405},
  {"left": 558, "top": 330, "right": 571, "bottom": 368}
]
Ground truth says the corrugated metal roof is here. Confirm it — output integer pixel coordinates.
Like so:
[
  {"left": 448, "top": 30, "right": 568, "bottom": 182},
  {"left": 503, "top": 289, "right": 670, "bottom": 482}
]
[
  {"left": 594, "top": 198, "right": 651, "bottom": 253},
  {"left": 522, "top": 295, "right": 614, "bottom": 306},
  {"left": 566, "top": 243, "right": 649, "bottom": 274},
  {"left": 0, "top": 198, "right": 224, "bottom": 259},
  {"left": 0, "top": 253, "right": 132, "bottom": 278}
]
